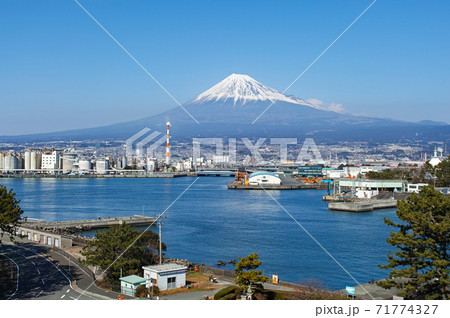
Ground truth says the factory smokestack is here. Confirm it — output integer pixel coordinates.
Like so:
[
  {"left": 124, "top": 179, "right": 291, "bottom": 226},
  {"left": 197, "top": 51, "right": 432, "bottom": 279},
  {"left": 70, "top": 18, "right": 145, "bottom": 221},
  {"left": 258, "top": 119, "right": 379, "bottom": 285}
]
[{"left": 166, "top": 122, "right": 171, "bottom": 165}]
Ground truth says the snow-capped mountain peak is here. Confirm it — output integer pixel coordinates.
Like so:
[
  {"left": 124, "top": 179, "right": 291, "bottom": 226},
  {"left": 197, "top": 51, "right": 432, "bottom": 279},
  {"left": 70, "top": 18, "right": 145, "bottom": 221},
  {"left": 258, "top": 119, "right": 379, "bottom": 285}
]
[{"left": 190, "top": 73, "right": 323, "bottom": 109}]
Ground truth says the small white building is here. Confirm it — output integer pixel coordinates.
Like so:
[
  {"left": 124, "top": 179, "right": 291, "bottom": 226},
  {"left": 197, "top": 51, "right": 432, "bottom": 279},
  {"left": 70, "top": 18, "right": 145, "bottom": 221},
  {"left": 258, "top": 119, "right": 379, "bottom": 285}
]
[
  {"left": 142, "top": 263, "right": 187, "bottom": 291},
  {"left": 95, "top": 159, "right": 109, "bottom": 174},
  {"left": 248, "top": 171, "right": 281, "bottom": 185},
  {"left": 355, "top": 189, "right": 379, "bottom": 199},
  {"left": 213, "top": 155, "right": 230, "bottom": 164},
  {"left": 119, "top": 275, "right": 147, "bottom": 297},
  {"left": 183, "top": 159, "right": 193, "bottom": 171},
  {"left": 146, "top": 158, "right": 158, "bottom": 172},
  {"left": 407, "top": 183, "right": 429, "bottom": 193},
  {"left": 41, "top": 151, "right": 60, "bottom": 171},
  {"left": 324, "top": 169, "right": 347, "bottom": 179}
]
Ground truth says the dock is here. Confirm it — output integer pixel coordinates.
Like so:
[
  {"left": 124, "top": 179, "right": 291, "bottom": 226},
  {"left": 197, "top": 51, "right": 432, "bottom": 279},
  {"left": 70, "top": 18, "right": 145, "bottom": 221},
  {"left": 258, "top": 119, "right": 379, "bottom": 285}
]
[
  {"left": 328, "top": 199, "right": 397, "bottom": 212},
  {"left": 228, "top": 174, "right": 328, "bottom": 190},
  {"left": 23, "top": 215, "right": 158, "bottom": 232}
]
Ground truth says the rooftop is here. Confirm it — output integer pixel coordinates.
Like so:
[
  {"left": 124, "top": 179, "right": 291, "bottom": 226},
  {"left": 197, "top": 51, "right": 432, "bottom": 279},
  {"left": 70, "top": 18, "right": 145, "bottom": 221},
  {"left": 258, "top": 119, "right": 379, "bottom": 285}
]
[
  {"left": 249, "top": 171, "right": 280, "bottom": 178},
  {"left": 119, "top": 275, "right": 146, "bottom": 284},
  {"left": 142, "top": 263, "right": 188, "bottom": 273}
]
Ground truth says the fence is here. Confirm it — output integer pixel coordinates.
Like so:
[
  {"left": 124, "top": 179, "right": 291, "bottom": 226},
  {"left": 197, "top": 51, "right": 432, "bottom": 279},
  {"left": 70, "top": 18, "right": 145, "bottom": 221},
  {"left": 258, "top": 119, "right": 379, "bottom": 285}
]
[
  {"left": 198, "top": 265, "right": 307, "bottom": 290},
  {"left": 51, "top": 246, "right": 96, "bottom": 281},
  {"left": 198, "top": 265, "right": 236, "bottom": 278},
  {"left": 120, "top": 286, "right": 137, "bottom": 297}
]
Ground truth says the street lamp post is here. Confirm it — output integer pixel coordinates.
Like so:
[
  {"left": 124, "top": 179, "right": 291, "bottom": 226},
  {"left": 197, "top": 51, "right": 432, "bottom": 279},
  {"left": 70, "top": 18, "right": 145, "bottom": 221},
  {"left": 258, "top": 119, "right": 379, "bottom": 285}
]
[{"left": 158, "top": 215, "right": 162, "bottom": 265}]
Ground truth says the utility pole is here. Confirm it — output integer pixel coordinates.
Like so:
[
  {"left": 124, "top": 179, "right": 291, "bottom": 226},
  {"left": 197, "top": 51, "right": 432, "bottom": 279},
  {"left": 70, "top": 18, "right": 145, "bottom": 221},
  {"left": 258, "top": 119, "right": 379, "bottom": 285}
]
[{"left": 158, "top": 214, "right": 162, "bottom": 265}]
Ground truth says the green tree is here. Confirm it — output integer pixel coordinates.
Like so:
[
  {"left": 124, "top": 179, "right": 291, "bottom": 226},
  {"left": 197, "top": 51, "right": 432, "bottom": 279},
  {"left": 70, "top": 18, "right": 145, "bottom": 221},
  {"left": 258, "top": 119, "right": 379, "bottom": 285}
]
[
  {"left": 234, "top": 253, "right": 268, "bottom": 292},
  {"left": 365, "top": 168, "right": 414, "bottom": 181},
  {"left": 135, "top": 284, "right": 160, "bottom": 298},
  {"left": 0, "top": 184, "right": 23, "bottom": 241},
  {"left": 378, "top": 186, "right": 449, "bottom": 300},
  {"left": 434, "top": 156, "right": 450, "bottom": 187},
  {"left": 81, "top": 223, "right": 166, "bottom": 286}
]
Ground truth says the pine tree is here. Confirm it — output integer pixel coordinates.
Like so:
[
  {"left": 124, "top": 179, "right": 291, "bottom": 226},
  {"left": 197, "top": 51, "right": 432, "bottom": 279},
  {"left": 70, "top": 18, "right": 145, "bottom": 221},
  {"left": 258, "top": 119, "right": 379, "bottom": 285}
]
[
  {"left": 81, "top": 223, "right": 166, "bottom": 285},
  {"left": 234, "top": 253, "right": 268, "bottom": 291},
  {"left": 434, "top": 156, "right": 450, "bottom": 187},
  {"left": 0, "top": 184, "right": 23, "bottom": 241},
  {"left": 378, "top": 186, "right": 449, "bottom": 299}
]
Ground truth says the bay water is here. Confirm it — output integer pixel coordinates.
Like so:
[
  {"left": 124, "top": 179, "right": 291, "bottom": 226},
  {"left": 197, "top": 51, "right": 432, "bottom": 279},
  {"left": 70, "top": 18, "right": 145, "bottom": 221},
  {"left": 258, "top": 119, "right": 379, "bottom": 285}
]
[{"left": 0, "top": 177, "right": 398, "bottom": 290}]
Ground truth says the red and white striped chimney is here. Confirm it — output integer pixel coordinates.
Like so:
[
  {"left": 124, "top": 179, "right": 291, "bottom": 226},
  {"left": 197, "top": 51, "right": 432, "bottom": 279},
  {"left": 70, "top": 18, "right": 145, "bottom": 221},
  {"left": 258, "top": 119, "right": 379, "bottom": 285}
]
[{"left": 166, "top": 122, "right": 171, "bottom": 165}]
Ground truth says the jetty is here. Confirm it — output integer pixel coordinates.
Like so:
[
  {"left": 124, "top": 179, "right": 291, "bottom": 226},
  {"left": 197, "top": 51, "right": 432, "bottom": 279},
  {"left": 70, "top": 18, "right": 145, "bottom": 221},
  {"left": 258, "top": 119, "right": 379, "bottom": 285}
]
[
  {"left": 328, "top": 199, "right": 397, "bottom": 212},
  {"left": 22, "top": 215, "right": 157, "bottom": 232}
]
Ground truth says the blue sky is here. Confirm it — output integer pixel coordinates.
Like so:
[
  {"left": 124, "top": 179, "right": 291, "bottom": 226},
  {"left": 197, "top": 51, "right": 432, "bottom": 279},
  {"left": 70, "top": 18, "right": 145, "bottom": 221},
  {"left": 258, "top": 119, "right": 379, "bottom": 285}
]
[{"left": 1, "top": 0, "right": 449, "bottom": 135}]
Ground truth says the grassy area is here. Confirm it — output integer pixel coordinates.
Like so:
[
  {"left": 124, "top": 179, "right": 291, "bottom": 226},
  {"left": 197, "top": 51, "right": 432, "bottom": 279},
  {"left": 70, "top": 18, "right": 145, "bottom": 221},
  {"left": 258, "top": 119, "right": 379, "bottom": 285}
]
[
  {"left": 0, "top": 255, "right": 15, "bottom": 299},
  {"left": 159, "top": 271, "right": 220, "bottom": 296}
]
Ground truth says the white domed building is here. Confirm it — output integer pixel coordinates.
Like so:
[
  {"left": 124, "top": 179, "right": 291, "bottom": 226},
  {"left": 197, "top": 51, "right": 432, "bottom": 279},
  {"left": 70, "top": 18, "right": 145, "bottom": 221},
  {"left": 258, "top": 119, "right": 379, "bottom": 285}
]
[
  {"left": 248, "top": 171, "right": 281, "bottom": 185},
  {"left": 429, "top": 147, "right": 443, "bottom": 167}
]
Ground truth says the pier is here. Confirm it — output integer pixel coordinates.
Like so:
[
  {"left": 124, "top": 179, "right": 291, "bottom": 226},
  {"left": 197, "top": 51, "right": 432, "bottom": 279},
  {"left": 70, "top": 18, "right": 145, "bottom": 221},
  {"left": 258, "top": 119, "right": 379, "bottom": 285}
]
[
  {"left": 228, "top": 174, "right": 328, "bottom": 190},
  {"left": 23, "top": 215, "right": 158, "bottom": 232},
  {"left": 197, "top": 170, "right": 236, "bottom": 177},
  {"left": 328, "top": 199, "right": 397, "bottom": 212}
]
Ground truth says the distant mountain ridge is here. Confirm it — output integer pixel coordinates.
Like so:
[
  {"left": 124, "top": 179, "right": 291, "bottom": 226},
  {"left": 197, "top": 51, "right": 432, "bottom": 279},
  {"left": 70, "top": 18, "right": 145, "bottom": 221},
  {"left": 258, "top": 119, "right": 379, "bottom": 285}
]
[{"left": 1, "top": 74, "right": 449, "bottom": 143}]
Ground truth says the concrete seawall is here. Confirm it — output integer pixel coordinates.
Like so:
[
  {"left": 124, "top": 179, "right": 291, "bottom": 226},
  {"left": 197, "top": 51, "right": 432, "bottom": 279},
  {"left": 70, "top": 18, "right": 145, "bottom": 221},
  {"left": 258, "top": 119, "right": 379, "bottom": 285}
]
[
  {"left": 328, "top": 199, "right": 397, "bottom": 212},
  {"left": 23, "top": 215, "right": 157, "bottom": 231}
]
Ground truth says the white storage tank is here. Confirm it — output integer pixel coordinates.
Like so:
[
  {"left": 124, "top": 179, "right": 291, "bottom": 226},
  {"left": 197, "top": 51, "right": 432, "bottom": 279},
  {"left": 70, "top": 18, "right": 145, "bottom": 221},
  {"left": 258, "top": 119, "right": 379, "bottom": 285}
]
[
  {"left": 30, "top": 152, "right": 41, "bottom": 170},
  {"left": 95, "top": 159, "right": 109, "bottom": 174},
  {"left": 62, "top": 154, "right": 78, "bottom": 173},
  {"left": 24, "top": 151, "right": 31, "bottom": 170},
  {"left": 79, "top": 159, "right": 92, "bottom": 173}
]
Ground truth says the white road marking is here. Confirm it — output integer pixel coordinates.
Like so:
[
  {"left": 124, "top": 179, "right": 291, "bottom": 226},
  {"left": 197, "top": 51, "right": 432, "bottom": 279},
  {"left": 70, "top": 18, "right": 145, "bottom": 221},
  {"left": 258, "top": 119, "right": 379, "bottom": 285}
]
[
  {"left": 61, "top": 294, "right": 66, "bottom": 299},
  {"left": 36, "top": 268, "right": 41, "bottom": 275},
  {"left": 41, "top": 278, "right": 45, "bottom": 285},
  {"left": 15, "top": 246, "right": 101, "bottom": 299},
  {"left": 17, "top": 246, "right": 73, "bottom": 289},
  {"left": 67, "top": 289, "right": 70, "bottom": 293},
  {"left": 69, "top": 296, "right": 78, "bottom": 300},
  {"left": 31, "top": 261, "right": 36, "bottom": 266},
  {"left": 36, "top": 290, "right": 43, "bottom": 298}
]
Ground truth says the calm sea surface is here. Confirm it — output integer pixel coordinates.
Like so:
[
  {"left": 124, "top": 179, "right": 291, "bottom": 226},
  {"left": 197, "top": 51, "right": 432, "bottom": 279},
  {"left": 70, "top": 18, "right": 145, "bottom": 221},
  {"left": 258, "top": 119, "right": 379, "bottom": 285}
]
[{"left": 0, "top": 177, "right": 398, "bottom": 290}]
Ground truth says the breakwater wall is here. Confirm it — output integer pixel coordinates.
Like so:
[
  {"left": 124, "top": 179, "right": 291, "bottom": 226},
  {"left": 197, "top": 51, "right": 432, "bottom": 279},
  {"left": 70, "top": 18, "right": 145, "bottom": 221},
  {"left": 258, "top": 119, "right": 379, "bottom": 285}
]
[{"left": 328, "top": 199, "right": 397, "bottom": 212}]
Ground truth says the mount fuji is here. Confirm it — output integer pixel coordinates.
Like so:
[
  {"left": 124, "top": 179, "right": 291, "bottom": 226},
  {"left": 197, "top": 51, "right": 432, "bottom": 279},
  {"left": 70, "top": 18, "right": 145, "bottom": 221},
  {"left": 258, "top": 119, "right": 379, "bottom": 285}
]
[
  {"left": 189, "top": 73, "right": 324, "bottom": 110},
  {"left": 2, "top": 74, "right": 448, "bottom": 142}
]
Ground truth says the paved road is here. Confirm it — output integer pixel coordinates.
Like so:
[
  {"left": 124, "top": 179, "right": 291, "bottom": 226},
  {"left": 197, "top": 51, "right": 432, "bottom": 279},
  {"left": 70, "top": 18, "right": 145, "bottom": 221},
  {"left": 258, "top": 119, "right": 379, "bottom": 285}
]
[
  {"left": 338, "top": 280, "right": 402, "bottom": 300},
  {"left": 0, "top": 243, "right": 103, "bottom": 300},
  {"left": 162, "top": 274, "right": 296, "bottom": 300}
]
